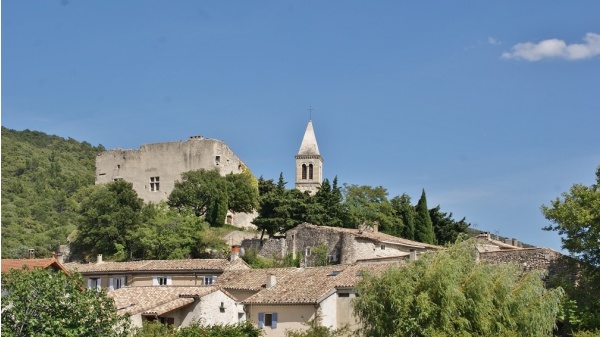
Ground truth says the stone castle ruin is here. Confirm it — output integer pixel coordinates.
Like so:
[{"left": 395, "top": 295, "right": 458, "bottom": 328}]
[{"left": 95, "top": 135, "right": 256, "bottom": 228}]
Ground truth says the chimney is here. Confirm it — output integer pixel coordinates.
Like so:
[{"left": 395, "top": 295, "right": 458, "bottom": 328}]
[
  {"left": 512, "top": 238, "right": 519, "bottom": 247},
  {"left": 373, "top": 222, "right": 379, "bottom": 233},
  {"left": 409, "top": 249, "right": 417, "bottom": 261},
  {"left": 97, "top": 254, "right": 103, "bottom": 264},
  {"left": 230, "top": 245, "right": 240, "bottom": 261},
  {"left": 28, "top": 249, "right": 35, "bottom": 259},
  {"left": 266, "top": 274, "right": 276, "bottom": 289}
]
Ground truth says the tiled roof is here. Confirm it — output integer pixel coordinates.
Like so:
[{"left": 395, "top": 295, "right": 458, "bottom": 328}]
[
  {"left": 108, "top": 286, "right": 228, "bottom": 315},
  {"left": 241, "top": 262, "right": 400, "bottom": 305},
  {"left": 216, "top": 268, "right": 298, "bottom": 291},
  {"left": 1, "top": 258, "right": 69, "bottom": 274},
  {"left": 296, "top": 223, "right": 440, "bottom": 250},
  {"left": 65, "top": 258, "right": 249, "bottom": 273}
]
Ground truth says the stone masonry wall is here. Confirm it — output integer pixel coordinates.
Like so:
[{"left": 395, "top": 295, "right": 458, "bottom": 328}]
[
  {"left": 479, "top": 248, "right": 580, "bottom": 284},
  {"left": 241, "top": 238, "right": 287, "bottom": 259}
]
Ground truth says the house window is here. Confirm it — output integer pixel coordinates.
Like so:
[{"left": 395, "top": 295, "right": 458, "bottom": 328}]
[
  {"left": 302, "top": 164, "right": 307, "bottom": 179},
  {"left": 159, "top": 317, "right": 175, "bottom": 325},
  {"left": 150, "top": 176, "right": 160, "bottom": 191},
  {"left": 109, "top": 276, "right": 126, "bottom": 291},
  {"left": 88, "top": 278, "right": 101, "bottom": 290},
  {"left": 258, "top": 312, "right": 278, "bottom": 329},
  {"left": 338, "top": 293, "right": 350, "bottom": 297},
  {"left": 308, "top": 164, "right": 314, "bottom": 179},
  {"left": 328, "top": 253, "right": 339, "bottom": 263},
  {"left": 381, "top": 244, "right": 386, "bottom": 250},
  {"left": 153, "top": 276, "right": 171, "bottom": 286},
  {"left": 203, "top": 275, "right": 217, "bottom": 285}
]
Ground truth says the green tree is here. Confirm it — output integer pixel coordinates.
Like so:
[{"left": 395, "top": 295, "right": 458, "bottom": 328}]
[
  {"left": 168, "top": 169, "right": 258, "bottom": 227},
  {"left": 414, "top": 189, "right": 435, "bottom": 244},
  {"left": 253, "top": 174, "right": 305, "bottom": 238},
  {"left": 75, "top": 180, "right": 143, "bottom": 260},
  {"left": 1, "top": 268, "right": 130, "bottom": 337},
  {"left": 541, "top": 165, "right": 600, "bottom": 267},
  {"left": 342, "top": 184, "right": 398, "bottom": 234},
  {"left": 541, "top": 165, "right": 600, "bottom": 332},
  {"left": 429, "top": 205, "right": 470, "bottom": 246},
  {"left": 352, "top": 239, "right": 564, "bottom": 337},
  {"left": 391, "top": 193, "right": 415, "bottom": 240},
  {"left": 133, "top": 320, "right": 262, "bottom": 337},
  {"left": 168, "top": 169, "right": 229, "bottom": 226},
  {"left": 225, "top": 170, "right": 259, "bottom": 213},
  {"left": 309, "top": 177, "right": 347, "bottom": 227}
]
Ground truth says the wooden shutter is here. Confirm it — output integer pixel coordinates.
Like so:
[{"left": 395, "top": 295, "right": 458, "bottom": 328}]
[
  {"left": 272, "top": 312, "right": 278, "bottom": 328},
  {"left": 121, "top": 276, "right": 126, "bottom": 288},
  {"left": 152, "top": 277, "right": 158, "bottom": 286},
  {"left": 166, "top": 276, "right": 172, "bottom": 285},
  {"left": 87, "top": 278, "right": 92, "bottom": 289},
  {"left": 258, "top": 312, "right": 264, "bottom": 328},
  {"left": 109, "top": 278, "right": 114, "bottom": 291}
]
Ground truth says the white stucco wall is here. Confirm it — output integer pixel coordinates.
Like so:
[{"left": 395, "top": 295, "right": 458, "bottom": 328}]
[
  {"left": 319, "top": 293, "right": 337, "bottom": 329},
  {"left": 193, "top": 290, "right": 238, "bottom": 326}
]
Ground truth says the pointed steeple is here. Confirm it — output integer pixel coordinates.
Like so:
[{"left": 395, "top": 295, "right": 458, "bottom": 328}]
[
  {"left": 297, "top": 120, "right": 320, "bottom": 156},
  {"left": 295, "top": 120, "right": 323, "bottom": 195}
]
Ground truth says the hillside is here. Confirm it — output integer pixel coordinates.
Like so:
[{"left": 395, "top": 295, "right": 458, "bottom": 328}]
[{"left": 1, "top": 127, "right": 105, "bottom": 258}]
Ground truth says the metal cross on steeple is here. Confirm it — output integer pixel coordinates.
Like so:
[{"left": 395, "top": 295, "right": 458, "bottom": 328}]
[{"left": 308, "top": 105, "right": 314, "bottom": 120}]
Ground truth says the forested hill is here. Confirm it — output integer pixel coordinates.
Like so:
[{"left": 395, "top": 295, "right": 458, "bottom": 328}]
[{"left": 1, "top": 127, "right": 105, "bottom": 258}]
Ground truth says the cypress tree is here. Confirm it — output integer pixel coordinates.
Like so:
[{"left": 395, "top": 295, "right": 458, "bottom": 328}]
[{"left": 414, "top": 189, "right": 436, "bottom": 244}]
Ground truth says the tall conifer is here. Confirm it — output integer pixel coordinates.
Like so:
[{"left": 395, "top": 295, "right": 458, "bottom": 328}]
[{"left": 414, "top": 189, "right": 436, "bottom": 244}]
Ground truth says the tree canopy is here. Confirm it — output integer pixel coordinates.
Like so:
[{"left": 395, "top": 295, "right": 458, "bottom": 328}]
[
  {"left": 352, "top": 239, "right": 564, "bottom": 337},
  {"left": 541, "top": 165, "right": 600, "bottom": 267},
  {"left": 74, "top": 180, "right": 144, "bottom": 260},
  {"left": 1, "top": 267, "right": 130, "bottom": 337},
  {"left": 167, "top": 169, "right": 258, "bottom": 226}
]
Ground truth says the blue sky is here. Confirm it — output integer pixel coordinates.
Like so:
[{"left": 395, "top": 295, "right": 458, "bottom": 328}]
[{"left": 2, "top": 1, "right": 599, "bottom": 251}]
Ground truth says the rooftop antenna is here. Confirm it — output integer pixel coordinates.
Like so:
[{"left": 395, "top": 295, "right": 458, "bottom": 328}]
[{"left": 307, "top": 105, "right": 314, "bottom": 121}]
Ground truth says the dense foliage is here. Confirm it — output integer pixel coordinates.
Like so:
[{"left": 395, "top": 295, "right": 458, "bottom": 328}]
[
  {"left": 133, "top": 320, "right": 262, "bottom": 337},
  {"left": 352, "top": 240, "right": 564, "bottom": 337},
  {"left": 1, "top": 127, "right": 104, "bottom": 258},
  {"left": 1, "top": 267, "right": 130, "bottom": 337}
]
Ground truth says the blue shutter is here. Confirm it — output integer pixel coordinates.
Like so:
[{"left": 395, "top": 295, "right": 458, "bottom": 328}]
[
  {"left": 272, "top": 312, "right": 278, "bottom": 329},
  {"left": 258, "top": 312, "right": 264, "bottom": 328}
]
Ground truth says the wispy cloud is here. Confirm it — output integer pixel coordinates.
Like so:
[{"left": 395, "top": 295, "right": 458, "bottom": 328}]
[
  {"left": 488, "top": 37, "right": 501, "bottom": 45},
  {"left": 502, "top": 32, "right": 600, "bottom": 61}
]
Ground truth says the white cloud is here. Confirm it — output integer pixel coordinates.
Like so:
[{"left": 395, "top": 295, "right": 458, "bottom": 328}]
[
  {"left": 488, "top": 37, "right": 501, "bottom": 45},
  {"left": 502, "top": 32, "right": 600, "bottom": 61}
]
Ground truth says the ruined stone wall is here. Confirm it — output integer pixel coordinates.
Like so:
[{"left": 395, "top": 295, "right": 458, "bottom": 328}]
[
  {"left": 285, "top": 224, "right": 353, "bottom": 266},
  {"left": 479, "top": 248, "right": 580, "bottom": 284},
  {"left": 241, "top": 238, "right": 287, "bottom": 259}
]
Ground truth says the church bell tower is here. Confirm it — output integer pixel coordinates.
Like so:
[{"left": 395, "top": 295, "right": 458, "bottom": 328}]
[{"left": 295, "top": 120, "right": 323, "bottom": 195}]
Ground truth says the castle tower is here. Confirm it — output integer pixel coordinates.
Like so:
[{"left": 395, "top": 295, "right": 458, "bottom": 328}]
[{"left": 295, "top": 120, "right": 323, "bottom": 195}]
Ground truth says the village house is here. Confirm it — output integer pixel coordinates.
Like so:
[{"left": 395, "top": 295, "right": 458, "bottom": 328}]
[
  {"left": 215, "top": 263, "right": 398, "bottom": 336},
  {"left": 65, "top": 256, "right": 249, "bottom": 291},
  {"left": 108, "top": 285, "right": 241, "bottom": 328},
  {"left": 243, "top": 222, "right": 440, "bottom": 267}
]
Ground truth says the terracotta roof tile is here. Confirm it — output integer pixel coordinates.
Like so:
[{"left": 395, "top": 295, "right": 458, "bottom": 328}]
[
  {"left": 216, "top": 267, "right": 298, "bottom": 291},
  {"left": 66, "top": 258, "right": 249, "bottom": 273},
  {"left": 240, "top": 262, "right": 401, "bottom": 305},
  {"left": 108, "top": 286, "right": 226, "bottom": 315},
  {"left": 1, "top": 258, "right": 69, "bottom": 274}
]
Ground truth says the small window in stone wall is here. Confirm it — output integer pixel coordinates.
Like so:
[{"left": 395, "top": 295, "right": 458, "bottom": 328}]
[
  {"left": 381, "top": 244, "right": 386, "bottom": 250},
  {"left": 150, "top": 176, "right": 160, "bottom": 191},
  {"left": 215, "top": 155, "right": 221, "bottom": 165}
]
